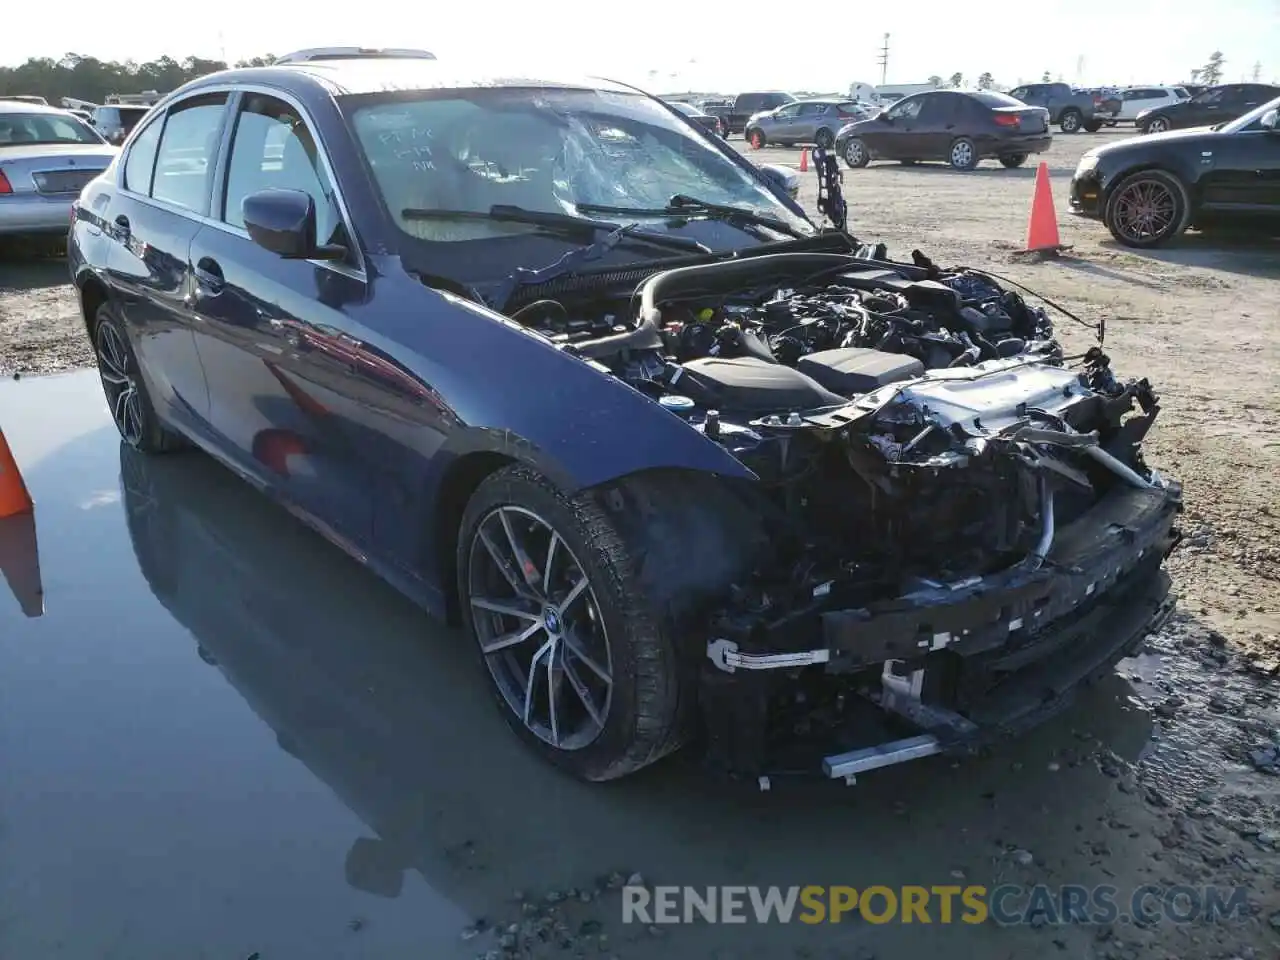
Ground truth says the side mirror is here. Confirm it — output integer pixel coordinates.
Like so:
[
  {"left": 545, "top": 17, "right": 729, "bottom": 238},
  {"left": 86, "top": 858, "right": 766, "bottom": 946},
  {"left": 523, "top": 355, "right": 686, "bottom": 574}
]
[
  {"left": 758, "top": 163, "right": 800, "bottom": 199},
  {"left": 1261, "top": 109, "right": 1280, "bottom": 133},
  {"left": 242, "top": 188, "right": 346, "bottom": 260},
  {"left": 877, "top": 111, "right": 892, "bottom": 122}
]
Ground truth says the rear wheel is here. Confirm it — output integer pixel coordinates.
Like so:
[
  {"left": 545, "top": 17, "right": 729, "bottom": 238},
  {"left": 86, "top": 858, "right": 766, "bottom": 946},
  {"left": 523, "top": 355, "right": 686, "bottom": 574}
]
[
  {"left": 1084, "top": 119, "right": 1103, "bottom": 133},
  {"left": 998, "top": 152, "right": 1029, "bottom": 168},
  {"left": 948, "top": 137, "right": 979, "bottom": 170},
  {"left": 748, "top": 128, "right": 766, "bottom": 149},
  {"left": 814, "top": 127, "right": 834, "bottom": 149},
  {"left": 92, "top": 304, "right": 186, "bottom": 453},
  {"left": 1103, "top": 169, "right": 1190, "bottom": 248},
  {"left": 843, "top": 137, "right": 870, "bottom": 168},
  {"left": 457, "top": 465, "right": 693, "bottom": 781}
]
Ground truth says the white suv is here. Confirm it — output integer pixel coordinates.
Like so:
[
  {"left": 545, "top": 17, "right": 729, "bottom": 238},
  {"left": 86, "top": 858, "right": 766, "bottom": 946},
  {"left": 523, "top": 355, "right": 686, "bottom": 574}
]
[{"left": 1116, "top": 86, "right": 1190, "bottom": 123}]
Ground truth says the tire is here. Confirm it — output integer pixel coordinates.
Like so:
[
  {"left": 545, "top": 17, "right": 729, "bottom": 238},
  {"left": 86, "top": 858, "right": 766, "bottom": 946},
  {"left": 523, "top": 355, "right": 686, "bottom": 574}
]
[
  {"left": 842, "top": 137, "right": 870, "bottom": 168},
  {"left": 1059, "top": 109, "right": 1083, "bottom": 133},
  {"left": 1103, "top": 169, "right": 1190, "bottom": 248},
  {"left": 1144, "top": 115, "right": 1170, "bottom": 134},
  {"left": 1084, "top": 120, "right": 1103, "bottom": 133},
  {"left": 457, "top": 464, "right": 693, "bottom": 782},
  {"left": 814, "top": 127, "right": 834, "bottom": 149},
  {"left": 92, "top": 303, "right": 186, "bottom": 453},
  {"left": 998, "top": 153, "right": 1029, "bottom": 168},
  {"left": 948, "top": 137, "right": 979, "bottom": 171},
  {"left": 748, "top": 128, "right": 766, "bottom": 149}
]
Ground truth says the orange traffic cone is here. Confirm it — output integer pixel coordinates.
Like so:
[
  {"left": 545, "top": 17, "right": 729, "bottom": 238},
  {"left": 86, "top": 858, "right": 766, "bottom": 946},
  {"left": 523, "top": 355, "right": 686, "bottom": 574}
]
[
  {"left": 1025, "top": 161, "right": 1065, "bottom": 254},
  {"left": 0, "top": 426, "right": 33, "bottom": 519},
  {"left": 799, "top": 148, "right": 809, "bottom": 172},
  {"left": 0, "top": 426, "right": 40, "bottom": 617},
  {"left": 0, "top": 511, "right": 42, "bottom": 617}
]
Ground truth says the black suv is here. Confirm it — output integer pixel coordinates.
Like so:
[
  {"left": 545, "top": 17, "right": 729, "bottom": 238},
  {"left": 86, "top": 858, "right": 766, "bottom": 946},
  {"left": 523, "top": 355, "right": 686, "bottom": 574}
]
[
  {"left": 725, "top": 91, "right": 796, "bottom": 136},
  {"left": 1137, "top": 83, "right": 1280, "bottom": 133}
]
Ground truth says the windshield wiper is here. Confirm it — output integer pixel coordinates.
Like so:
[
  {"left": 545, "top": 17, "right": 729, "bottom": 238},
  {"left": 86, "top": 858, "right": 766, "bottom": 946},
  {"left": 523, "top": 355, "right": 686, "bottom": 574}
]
[
  {"left": 574, "top": 194, "right": 809, "bottom": 239},
  {"left": 401, "top": 204, "right": 711, "bottom": 254}
]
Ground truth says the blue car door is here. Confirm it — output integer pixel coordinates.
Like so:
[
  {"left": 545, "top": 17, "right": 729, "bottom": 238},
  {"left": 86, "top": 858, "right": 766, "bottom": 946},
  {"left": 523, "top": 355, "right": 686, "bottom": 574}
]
[
  {"left": 186, "top": 91, "right": 377, "bottom": 548},
  {"left": 101, "top": 95, "right": 231, "bottom": 429}
]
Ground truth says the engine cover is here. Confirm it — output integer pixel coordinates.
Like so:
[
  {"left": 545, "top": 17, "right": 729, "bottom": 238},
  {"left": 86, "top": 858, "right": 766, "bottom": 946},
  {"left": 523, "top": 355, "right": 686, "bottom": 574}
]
[
  {"left": 798, "top": 348, "right": 925, "bottom": 397},
  {"left": 678, "top": 356, "right": 846, "bottom": 415}
]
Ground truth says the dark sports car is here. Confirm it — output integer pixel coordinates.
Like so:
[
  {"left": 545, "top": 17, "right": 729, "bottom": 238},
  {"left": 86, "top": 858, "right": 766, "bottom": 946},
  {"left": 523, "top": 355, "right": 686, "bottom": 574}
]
[
  {"left": 835, "top": 90, "right": 1052, "bottom": 171},
  {"left": 69, "top": 55, "right": 1182, "bottom": 785},
  {"left": 1070, "top": 96, "right": 1280, "bottom": 247}
]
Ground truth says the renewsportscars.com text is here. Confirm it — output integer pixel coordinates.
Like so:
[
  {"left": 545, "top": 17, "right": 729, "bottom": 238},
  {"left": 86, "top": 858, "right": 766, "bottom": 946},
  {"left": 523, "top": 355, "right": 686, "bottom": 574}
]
[{"left": 622, "top": 884, "right": 1251, "bottom": 926}]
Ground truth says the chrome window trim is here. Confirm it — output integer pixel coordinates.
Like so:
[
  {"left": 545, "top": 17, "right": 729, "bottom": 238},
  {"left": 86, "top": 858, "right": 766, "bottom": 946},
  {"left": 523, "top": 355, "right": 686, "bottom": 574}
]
[{"left": 115, "top": 82, "right": 367, "bottom": 282}]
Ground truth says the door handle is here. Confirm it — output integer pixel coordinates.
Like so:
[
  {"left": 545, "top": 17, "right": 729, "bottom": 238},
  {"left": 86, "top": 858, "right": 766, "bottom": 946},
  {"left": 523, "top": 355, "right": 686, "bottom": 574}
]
[{"left": 193, "top": 256, "right": 225, "bottom": 295}]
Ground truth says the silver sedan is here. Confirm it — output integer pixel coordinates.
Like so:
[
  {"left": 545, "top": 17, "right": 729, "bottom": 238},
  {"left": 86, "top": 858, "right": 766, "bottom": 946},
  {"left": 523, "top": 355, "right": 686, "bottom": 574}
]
[{"left": 0, "top": 103, "right": 118, "bottom": 240}]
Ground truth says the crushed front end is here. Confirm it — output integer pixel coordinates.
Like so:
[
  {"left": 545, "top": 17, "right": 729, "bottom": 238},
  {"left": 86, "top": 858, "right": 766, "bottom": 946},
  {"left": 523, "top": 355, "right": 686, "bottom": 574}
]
[{"left": 499, "top": 240, "right": 1183, "bottom": 784}]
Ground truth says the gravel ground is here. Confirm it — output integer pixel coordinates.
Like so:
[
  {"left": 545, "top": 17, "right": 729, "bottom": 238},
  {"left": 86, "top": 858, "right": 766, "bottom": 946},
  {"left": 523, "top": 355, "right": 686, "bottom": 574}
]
[{"left": 1, "top": 130, "right": 1278, "bottom": 959}]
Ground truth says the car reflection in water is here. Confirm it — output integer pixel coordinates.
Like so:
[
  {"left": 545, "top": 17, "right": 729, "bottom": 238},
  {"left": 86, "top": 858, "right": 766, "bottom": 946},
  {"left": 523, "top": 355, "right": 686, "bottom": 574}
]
[{"left": 118, "top": 442, "right": 594, "bottom": 904}]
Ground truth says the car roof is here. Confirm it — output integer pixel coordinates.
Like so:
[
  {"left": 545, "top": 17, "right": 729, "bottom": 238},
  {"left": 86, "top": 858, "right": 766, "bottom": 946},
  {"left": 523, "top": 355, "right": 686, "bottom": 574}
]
[
  {"left": 0, "top": 100, "right": 74, "bottom": 115},
  {"left": 184, "top": 59, "right": 640, "bottom": 99}
]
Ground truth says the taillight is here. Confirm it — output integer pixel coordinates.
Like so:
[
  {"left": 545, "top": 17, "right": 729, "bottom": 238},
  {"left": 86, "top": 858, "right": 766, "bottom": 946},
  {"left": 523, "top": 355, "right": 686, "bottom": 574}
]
[
  {"left": 0, "top": 169, "right": 11, "bottom": 194},
  {"left": 994, "top": 113, "right": 1021, "bottom": 127}
]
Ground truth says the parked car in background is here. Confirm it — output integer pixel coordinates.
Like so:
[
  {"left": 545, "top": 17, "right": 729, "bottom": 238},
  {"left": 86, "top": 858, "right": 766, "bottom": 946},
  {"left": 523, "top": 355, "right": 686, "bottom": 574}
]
[
  {"left": 1136, "top": 83, "right": 1280, "bottom": 133},
  {"left": 1007, "top": 82, "right": 1118, "bottom": 133},
  {"left": 0, "top": 102, "right": 117, "bottom": 245},
  {"left": 665, "top": 99, "right": 724, "bottom": 137},
  {"left": 89, "top": 104, "right": 151, "bottom": 144},
  {"left": 1070, "top": 95, "right": 1280, "bottom": 247},
  {"left": 836, "top": 90, "right": 1052, "bottom": 170},
  {"left": 745, "top": 99, "right": 870, "bottom": 149},
  {"left": 1115, "top": 86, "right": 1190, "bottom": 124},
  {"left": 725, "top": 90, "right": 795, "bottom": 136},
  {"left": 695, "top": 97, "right": 734, "bottom": 131},
  {"left": 1, "top": 94, "right": 50, "bottom": 106}
]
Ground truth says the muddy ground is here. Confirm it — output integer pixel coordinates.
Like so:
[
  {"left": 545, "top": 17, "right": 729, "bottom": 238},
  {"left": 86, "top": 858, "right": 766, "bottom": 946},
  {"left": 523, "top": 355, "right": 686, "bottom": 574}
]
[{"left": 1, "top": 130, "right": 1278, "bottom": 959}]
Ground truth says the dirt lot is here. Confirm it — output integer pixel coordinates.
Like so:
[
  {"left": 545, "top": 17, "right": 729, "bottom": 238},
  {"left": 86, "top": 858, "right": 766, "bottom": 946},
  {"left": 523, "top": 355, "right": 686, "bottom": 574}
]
[{"left": 2, "top": 130, "right": 1278, "bottom": 959}]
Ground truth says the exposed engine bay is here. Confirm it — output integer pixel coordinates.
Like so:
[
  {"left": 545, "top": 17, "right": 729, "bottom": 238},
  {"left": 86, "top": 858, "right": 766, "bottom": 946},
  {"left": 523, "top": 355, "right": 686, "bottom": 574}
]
[{"left": 503, "top": 244, "right": 1182, "bottom": 785}]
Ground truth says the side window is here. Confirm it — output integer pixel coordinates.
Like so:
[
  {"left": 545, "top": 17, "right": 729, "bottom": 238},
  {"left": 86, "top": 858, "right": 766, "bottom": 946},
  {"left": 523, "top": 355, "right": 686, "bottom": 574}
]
[
  {"left": 123, "top": 115, "right": 162, "bottom": 194},
  {"left": 151, "top": 94, "right": 228, "bottom": 214},
  {"left": 222, "top": 94, "right": 344, "bottom": 247},
  {"left": 798, "top": 103, "right": 825, "bottom": 116},
  {"left": 1009, "top": 87, "right": 1028, "bottom": 101},
  {"left": 887, "top": 96, "right": 924, "bottom": 120},
  {"left": 774, "top": 104, "right": 800, "bottom": 119}
]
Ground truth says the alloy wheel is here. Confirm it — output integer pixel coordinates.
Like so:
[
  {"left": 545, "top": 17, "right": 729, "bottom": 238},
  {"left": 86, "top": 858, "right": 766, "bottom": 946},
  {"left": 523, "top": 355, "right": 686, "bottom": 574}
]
[
  {"left": 96, "top": 321, "right": 144, "bottom": 447},
  {"left": 467, "top": 505, "right": 613, "bottom": 750},
  {"left": 951, "top": 141, "right": 974, "bottom": 167},
  {"left": 1147, "top": 117, "right": 1169, "bottom": 133},
  {"left": 1111, "top": 179, "right": 1177, "bottom": 244},
  {"left": 845, "top": 141, "right": 865, "bottom": 166}
]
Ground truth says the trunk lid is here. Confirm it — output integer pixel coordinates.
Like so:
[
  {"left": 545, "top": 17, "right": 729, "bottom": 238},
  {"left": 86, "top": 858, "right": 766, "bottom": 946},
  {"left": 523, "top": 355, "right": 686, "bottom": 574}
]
[
  {"left": 0, "top": 144, "right": 117, "bottom": 195},
  {"left": 993, "top": 107, "right": 1049, "bottom": 133}
]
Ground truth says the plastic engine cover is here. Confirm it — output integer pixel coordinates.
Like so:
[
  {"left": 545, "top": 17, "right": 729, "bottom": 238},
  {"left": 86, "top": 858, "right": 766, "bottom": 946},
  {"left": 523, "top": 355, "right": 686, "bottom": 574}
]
[{"left": 797, "top": 348, "right": 926, "bottom": 397}]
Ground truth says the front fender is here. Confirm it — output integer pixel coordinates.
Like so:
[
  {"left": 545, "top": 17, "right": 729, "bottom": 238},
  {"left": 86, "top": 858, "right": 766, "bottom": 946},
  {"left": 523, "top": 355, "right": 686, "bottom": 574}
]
[{"left": 374, "top": 280, "right": 757, "bottom": 494}]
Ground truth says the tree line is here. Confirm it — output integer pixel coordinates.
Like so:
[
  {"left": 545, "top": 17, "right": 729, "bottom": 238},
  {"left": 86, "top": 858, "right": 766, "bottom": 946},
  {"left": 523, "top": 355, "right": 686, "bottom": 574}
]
[
  {"left": 923, "top": 52, "right": 1246, "bottom": 93},
  {"left": 0, "top": 53, "right": 278, "bottom": 105}
]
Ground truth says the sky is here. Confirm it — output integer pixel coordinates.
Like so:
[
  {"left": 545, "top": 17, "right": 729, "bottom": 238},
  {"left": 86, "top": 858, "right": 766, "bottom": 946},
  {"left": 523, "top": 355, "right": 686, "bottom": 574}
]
[{"left": 6, "top": 0, "right": 1277, "bottom": 91}]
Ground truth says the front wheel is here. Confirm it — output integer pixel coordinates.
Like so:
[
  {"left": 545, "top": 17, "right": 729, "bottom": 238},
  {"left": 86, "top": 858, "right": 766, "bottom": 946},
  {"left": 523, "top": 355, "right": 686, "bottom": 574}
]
[
  {"left": 1143, "top": 115, "right": 1170, "bottom": 134},
  {"left": 458, "top": 465, "right": 693, "bottom": 781},
  {"left": 842, "top": 137, "right": 870, "bottom": 168},
  {"left": 998, "top": 152, "right": 1029, "bottom": 168},
  {"left": 748, "top": 128, "right": 766, "bottom": 149},
  {"left": 92, "top": 304, "right": 186, "bottom": 453},
  {"left": 1103, "top": 169, "right": 1190, "bottom": 248},
  {"left": 948, "top": 137, "right": 979, "bottom": 171},
  {"left": 1059, "top": 109, "right": 1083, "bottom": 133}
]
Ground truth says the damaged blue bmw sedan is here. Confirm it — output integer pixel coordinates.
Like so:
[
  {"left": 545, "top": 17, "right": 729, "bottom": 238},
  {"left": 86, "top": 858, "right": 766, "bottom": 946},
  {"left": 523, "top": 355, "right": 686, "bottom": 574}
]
[{"left": 68, "top": 52, "right": 1182, "bottom": 785}]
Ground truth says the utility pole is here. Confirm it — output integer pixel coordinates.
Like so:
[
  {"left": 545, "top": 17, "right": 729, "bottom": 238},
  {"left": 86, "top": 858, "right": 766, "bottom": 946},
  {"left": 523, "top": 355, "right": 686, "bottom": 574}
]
[
  {"left": 1253, "top": 61, "right": 1262, "bottom": 81},
  {"left": 877, "top": 34, "right": 890, "bottom": 85}
]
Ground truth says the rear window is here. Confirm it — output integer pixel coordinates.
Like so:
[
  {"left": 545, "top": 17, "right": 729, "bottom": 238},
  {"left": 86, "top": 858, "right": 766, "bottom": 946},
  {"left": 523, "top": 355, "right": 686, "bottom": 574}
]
[
  {"left": 969, "top": 91, "right": 1024, "bottom": 108},
  {"left": 0, "top": 111, "right": 104, "bottom": 145}
]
